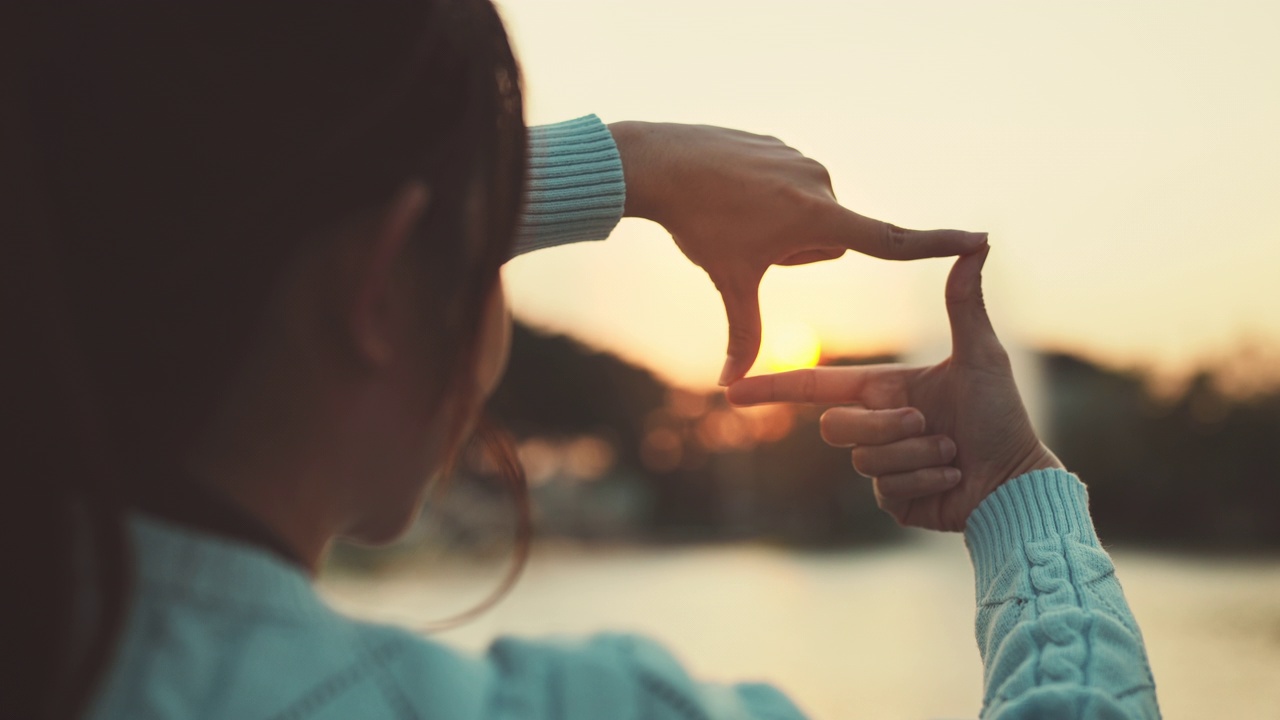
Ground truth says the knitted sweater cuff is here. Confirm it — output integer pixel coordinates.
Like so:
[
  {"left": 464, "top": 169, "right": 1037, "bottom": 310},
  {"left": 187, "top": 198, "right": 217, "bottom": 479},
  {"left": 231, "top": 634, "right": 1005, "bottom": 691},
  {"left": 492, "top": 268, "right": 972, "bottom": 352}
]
[
  {"left": 964, "top": 469, "right": 1101, "bottom": 584},
  {"left": 513, "top": 114, "right": 626, "bottom": 256}
]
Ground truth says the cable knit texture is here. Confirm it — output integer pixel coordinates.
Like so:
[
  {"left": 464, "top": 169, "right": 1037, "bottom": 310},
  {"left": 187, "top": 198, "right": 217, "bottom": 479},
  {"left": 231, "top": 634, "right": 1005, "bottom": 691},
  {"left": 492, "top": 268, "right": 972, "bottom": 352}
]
[
  {"left": 513, "top": 115, "right": 626, "bottom": 256},
  {"left": 965, "top": 470, "right": 1161, "bottom": 719}
]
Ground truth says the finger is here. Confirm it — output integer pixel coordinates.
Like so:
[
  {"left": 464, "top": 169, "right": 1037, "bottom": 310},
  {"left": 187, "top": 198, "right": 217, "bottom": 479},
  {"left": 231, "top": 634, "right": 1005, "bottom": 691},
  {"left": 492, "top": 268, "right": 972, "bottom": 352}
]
[
  {"left": 826, "top": 206, "right": 987, "bottom": 260},
  {"left": 851, "top": 435, "right": 956, "bottom": 477},
  {"left": 820, "top": 406, "right": 925, "bottom": 447},
  {"left": 871, "top": 483, "right": 911, "bottom": 524},
  {"left": 713, "top": 266, "right": 765, "bottom": 387},
  {"left": 944, "top": 243, "right": 1005, "bottom": 364},
  {"left": 727, "top": 365, "right": 892, "bottom": 406},
  {"left": 872, "top": 467, "right": 963, "bottom": 502}
]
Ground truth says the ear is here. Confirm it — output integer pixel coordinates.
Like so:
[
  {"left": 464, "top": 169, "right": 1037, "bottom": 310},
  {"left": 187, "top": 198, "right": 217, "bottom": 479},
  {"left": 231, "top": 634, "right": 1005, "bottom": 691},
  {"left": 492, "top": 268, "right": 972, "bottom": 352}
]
[{"left": 346, "top": 181, "right": 432, "bottom": 368}]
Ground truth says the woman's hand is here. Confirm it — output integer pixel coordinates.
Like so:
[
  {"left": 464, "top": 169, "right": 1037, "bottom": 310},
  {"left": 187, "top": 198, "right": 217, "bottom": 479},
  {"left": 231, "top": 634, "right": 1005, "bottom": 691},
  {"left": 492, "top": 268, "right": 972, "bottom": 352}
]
[
  {"left": 726, "top": 246, "right": 1062, "bottom": 532},
  {"left": 608, "top": 121, "right": 987, "bottom": 386}
]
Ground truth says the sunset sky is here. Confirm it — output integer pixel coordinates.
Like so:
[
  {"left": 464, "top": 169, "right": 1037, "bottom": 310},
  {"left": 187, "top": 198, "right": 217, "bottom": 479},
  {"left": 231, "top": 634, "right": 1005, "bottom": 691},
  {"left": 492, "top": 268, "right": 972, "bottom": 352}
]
[{"left": 497, "top": 0, "right": 1280, "bottom": 391}]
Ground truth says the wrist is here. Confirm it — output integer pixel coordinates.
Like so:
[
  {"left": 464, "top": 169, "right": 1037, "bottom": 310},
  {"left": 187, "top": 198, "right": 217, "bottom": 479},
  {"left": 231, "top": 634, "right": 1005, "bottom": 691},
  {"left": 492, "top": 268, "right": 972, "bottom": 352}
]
[
  {"left": 993, "top": 442, "right": 1064, "bottom": 494},
  {"left": 962, "top": 445, "right": 1067, "bottom": 534},
  {"left": 607, "top": 121, "right": 663, "bottom": 223}
]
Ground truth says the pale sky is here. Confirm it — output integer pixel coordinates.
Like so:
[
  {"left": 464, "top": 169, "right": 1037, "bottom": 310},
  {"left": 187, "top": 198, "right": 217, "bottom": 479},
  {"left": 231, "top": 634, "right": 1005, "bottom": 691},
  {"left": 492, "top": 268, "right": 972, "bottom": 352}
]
[{"left": 497, "top": 0, "right": 1280, "bottom": 390}]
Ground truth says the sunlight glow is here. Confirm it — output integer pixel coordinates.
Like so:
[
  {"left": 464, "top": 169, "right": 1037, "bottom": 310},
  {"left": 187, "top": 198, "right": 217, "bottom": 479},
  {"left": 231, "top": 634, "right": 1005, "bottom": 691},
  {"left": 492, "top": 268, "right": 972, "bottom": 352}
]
[{"left": 761, "top": 323, "right": 822, "bottom": 374}]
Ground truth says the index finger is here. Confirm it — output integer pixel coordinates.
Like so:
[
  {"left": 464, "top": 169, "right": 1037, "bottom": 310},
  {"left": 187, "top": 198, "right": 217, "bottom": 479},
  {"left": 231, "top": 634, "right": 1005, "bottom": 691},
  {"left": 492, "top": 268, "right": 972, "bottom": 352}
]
[
  {"left": 832, "top": 207, "right": 987, "bottom": 261},
  {"left": 727, "top": 366, "right": 892, "bottom": 406}
]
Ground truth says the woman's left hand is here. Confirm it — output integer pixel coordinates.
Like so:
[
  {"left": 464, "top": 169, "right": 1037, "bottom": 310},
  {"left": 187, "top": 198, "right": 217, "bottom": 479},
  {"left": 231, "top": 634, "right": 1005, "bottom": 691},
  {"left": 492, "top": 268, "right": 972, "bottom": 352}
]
[
  {"left": 726, "top": 246, "right": 1063, "bottom": 532},
  {"left": 608, "top": 121, "right": 986, "bottom": 386}
]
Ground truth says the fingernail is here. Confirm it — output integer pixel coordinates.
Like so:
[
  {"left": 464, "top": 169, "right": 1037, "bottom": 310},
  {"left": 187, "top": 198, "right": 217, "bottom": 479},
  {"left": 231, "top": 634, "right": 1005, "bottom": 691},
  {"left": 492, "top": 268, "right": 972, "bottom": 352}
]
[
  {"left": 718, "top": 356, "right": 738, "bottom": 387},
  {"left": 900, "top": 411, "right": 924, "bottom": 435},
  {"left": 967, "top": 231, "right": 989, "bottom": 247},
  {"left": 943, "top": 467, "right": 962, "bottom": 486},
  {"left": 938, "top": 437, "right": 957, "bottom": 462}
]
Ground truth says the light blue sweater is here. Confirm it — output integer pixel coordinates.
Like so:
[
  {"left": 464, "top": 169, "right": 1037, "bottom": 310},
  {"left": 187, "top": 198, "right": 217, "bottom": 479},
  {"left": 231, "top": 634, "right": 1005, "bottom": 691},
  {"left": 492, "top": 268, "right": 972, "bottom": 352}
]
[
  {"left": 86, "top": 471, "right": 1160, "bottom": 719},
  {"left": 85, "top": 117, "right": 1161, "bottom": 719}
]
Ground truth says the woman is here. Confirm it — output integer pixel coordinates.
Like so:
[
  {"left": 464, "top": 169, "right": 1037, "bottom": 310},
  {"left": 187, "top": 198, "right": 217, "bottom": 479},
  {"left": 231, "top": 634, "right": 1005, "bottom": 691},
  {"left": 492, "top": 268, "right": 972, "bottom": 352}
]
[{"left": 2, "top": 1, "right": 1156, "bottom": 718}]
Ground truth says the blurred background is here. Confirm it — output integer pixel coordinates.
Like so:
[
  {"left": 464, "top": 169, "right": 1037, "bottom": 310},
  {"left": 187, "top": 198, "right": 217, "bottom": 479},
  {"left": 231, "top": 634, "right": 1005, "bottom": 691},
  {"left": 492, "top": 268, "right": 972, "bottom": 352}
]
[{"left": 320, "top": 2, "right": 1280, "bottom": 717}]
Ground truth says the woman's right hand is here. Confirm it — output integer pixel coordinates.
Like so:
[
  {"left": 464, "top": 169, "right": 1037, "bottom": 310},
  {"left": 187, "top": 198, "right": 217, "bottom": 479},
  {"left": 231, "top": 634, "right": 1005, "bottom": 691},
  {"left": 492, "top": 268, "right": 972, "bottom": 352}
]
[
  {"left": 609, "top": 120, "right": 988, "bottom": 386},
  {"left": 727, "top": 245, "right": 1063, "bottom": 532}
]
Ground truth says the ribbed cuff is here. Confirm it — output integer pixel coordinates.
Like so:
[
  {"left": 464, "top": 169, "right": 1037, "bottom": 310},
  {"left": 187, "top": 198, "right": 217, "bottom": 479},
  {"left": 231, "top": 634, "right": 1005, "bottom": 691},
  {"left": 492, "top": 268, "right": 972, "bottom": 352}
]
[
  {"left": 964, "top": 469, "right": 1101, "bottom": 583},
  {"left": 513, "top": 115, "right": 626, "bottom": 256}
]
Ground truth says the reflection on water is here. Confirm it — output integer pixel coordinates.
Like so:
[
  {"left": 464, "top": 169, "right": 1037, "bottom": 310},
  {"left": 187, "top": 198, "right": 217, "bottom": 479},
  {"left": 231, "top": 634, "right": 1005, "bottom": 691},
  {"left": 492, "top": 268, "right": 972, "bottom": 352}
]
[{"left": 320, "top": 532, "right": 1280, "bottom": 719}]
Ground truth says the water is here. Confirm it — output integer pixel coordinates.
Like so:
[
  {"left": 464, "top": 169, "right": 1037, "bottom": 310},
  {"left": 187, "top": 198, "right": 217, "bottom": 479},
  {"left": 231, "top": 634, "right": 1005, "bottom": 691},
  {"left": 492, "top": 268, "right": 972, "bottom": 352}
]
[{"left": 320, "top": 533, "right": 1280, "bottom": 719}]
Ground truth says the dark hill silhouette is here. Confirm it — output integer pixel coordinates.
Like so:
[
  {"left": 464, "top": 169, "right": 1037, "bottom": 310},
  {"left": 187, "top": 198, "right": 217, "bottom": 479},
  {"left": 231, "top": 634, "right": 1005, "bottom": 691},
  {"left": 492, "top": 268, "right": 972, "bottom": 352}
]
[{"left": 488, "top": 321, "right": 665, "bottom": 469}]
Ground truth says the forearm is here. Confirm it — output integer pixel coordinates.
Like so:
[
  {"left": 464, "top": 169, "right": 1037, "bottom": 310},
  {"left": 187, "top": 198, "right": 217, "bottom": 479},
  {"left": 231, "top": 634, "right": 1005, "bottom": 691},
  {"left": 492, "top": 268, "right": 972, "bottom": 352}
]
[
  {"left": 965, "top": 470, "right": 1161, "bottom": 719},
  {"left": 513, "top": 115, "right": 625, "bottom": 257}
]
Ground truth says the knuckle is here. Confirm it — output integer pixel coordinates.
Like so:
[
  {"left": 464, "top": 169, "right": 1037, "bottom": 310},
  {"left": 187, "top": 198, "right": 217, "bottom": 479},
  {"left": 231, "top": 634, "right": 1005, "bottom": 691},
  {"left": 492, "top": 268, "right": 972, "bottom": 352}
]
[
  {"left": 726, "top": 322, "right": 759, "bottom": 347},
  {"left": 806, "top": 158, "right": 832, "bottom": 185},
  {"left": 993, "top": 343, "right": 1012, "bottom": 364},
  {"left": 779, "top": 181, "right": 821, "bottom": 211},
  {"left": 957, "top": 344, "right": 1012, "bottom": 375},
  {"left": 819, "top": 410, "right": 841, "bottom": 445},
  {"left": 798, "top": 371, "right": 817, "bottom": 403},
  {"left": 882, "top": 224, "right": 909, "bottom": 257},
  {"left": 935, "top": 437, "right": 956, "bottom": 464},
  {"left": 923, "top": 468, "right": 951, "bottom": 491},
  {"left": 778, "top": 179, "right": 829, "bottom": 210},
  {"left": 873, "top": 411, "right": 904, "bottom": 443},
  {"left": 850, "top": 448, "right": 873, "bottom": 476},
  {"left": 981, "top": 344, "right": 1013, "bottom": 371},
  {"left": 878, "top": 478, "right": 903, "bottom": 501},
  {"left": 873, "top": 485, "right": 889, "bottom": 510}
]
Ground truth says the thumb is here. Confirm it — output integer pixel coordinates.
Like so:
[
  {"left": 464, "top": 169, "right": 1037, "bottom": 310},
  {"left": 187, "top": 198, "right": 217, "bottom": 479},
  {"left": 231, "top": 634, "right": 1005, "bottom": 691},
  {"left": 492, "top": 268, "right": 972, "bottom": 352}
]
[
  {"left": 714, "top": 267, "right": 764, "bottom": 386},
  {"left": 944, "top": 243, "right": 1002, "bottom": 363}
]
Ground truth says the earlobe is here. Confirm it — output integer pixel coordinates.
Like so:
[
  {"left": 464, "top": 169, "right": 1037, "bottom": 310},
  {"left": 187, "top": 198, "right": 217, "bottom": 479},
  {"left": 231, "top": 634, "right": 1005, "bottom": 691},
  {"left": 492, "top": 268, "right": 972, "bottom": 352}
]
[{"left": 347, "top": 181, "right": 432, "bottom": 368}]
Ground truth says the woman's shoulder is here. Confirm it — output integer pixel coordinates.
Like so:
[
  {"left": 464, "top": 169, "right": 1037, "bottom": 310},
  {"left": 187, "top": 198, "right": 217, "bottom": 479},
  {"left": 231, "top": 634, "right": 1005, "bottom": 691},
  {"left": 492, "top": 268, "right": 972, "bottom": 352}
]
[{"left": 87, "top": 515, "right": 484, "bottom": 719}]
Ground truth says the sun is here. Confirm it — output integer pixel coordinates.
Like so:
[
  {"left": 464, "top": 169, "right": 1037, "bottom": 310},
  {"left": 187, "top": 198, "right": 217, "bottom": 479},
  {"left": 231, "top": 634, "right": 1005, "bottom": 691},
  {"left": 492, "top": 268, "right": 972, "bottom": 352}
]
[{"left": 761, "top": 322, "right": 822, "bottom": 373}]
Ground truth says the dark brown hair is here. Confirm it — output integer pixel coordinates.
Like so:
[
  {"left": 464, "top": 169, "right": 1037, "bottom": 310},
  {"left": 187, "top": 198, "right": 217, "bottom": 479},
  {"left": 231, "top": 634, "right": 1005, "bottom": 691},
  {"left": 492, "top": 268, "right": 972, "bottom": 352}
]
[{"left": 1, "top": 2, "right": 526, "bottom": 717}]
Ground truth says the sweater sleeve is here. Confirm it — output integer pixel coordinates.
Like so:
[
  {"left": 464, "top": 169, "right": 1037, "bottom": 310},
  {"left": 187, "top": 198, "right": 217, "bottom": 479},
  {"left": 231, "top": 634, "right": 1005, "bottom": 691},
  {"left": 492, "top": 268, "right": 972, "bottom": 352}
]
[
  {"left": 512, "top": 115, "right": 626, "bottom": 257},
  {"left": 964, "top": 469, "right": 1161, "bottom": 719}
]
